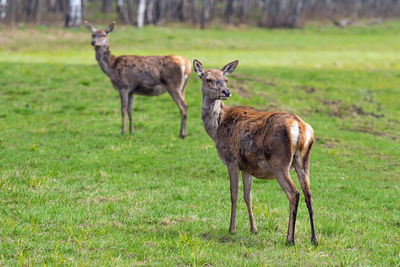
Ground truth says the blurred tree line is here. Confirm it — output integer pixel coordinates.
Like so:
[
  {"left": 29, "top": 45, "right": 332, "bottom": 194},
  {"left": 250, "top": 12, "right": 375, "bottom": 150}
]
[{"left": 0, "top": 0, "right": 399, "bottom": 28}]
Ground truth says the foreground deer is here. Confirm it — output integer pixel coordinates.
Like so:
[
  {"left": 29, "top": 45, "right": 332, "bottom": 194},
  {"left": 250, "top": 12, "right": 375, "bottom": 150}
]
[
  {"left": 85, "top": 21, "right": 191, "bottom": 137},
  {"left": 193, "top": 59, "right": 318, "bottom": 245}
]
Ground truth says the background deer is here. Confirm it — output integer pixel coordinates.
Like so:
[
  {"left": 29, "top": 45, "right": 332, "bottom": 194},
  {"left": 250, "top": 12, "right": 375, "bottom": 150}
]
[
  {"left": 85, "top": 21, "right": 191, "bottom": 137},
  {"left": 193, "top": 59, "right": 318, "bottom": 245}
]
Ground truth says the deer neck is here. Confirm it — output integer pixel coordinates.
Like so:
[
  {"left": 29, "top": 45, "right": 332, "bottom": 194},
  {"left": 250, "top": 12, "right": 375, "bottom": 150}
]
[
  {"left": 95, "top": 46, "right": 115, "bottom": 76},
  {"left": 201, "top": 95, "right": 226, "bottom": 141}
]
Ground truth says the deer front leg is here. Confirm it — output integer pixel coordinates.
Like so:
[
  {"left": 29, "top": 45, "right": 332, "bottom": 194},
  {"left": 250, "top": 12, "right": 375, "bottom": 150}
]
[
  {"left": 227, "top": 164, "right": 240, "bottom": 233},
  {"left": 119, "top": 89, "right": 129, "bottom": 134},
  {"left": 273, "top": 168, "right": 300, "bottom": 245},
  {"left": 242, "top": 171, "right": 258, "bottom": 234},
  {"left": 128, "top": 92, "right": 134, "bottom": 134}
]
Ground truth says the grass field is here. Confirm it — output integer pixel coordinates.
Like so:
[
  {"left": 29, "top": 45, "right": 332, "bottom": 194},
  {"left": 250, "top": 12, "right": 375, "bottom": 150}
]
[{"left": 0, "top": 21, "right": 399, "bottom": 265}]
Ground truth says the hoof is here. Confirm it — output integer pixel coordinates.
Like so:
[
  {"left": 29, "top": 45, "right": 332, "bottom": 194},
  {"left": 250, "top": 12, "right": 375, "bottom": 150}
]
[
  {"left": 251, "top": 228, "right": 258, "bottom": 235},
  {"left": 311, "top": 238, "right": 319, "bottom": 246},
  {"left": 285, "top": 240, "right": 295, "bottom": 246},
  {"left": 228, "top": 228, "right": 236, "bottom": 234}
]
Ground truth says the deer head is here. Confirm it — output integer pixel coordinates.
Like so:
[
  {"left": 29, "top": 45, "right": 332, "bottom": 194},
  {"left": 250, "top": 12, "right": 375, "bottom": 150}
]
[
  {"left": 193, "top": 59, "right": 239, "bottom": 100},
  {"left": 84, "top": 21, "right": 115, "bottom": 47}
]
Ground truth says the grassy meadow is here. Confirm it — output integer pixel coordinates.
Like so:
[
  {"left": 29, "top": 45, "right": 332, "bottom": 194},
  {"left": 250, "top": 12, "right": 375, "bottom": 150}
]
[{"left": 0, "top": 21, "right": 399, "bottom": 265}]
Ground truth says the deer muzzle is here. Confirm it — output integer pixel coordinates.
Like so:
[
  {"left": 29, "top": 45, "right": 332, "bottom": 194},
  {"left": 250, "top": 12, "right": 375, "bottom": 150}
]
[{"left": 222, "top": 89, "right": 231, "bottom": 97}]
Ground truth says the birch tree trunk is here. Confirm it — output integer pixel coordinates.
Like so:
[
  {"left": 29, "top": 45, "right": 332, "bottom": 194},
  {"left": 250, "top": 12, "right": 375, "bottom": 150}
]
[
  {"left": 65, "top": 0, "right": 82, "bottom": 27},
  {"left": 146, "top": 0, "right": 155, "bottom": 24},
  {"left": 137, "top": 0, "right": 146, "bottom": 27},
  {"left": 0, "top": 0, "right": 7, "bottom": 21}
]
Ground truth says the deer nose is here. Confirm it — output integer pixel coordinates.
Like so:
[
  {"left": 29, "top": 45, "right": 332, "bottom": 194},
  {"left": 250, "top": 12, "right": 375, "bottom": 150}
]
[
  {"left": 222, "top": 89, "right": 231, "bottom": 97},
  {"left": 91, "top": 40, "right": 95, "bottom": 46}
]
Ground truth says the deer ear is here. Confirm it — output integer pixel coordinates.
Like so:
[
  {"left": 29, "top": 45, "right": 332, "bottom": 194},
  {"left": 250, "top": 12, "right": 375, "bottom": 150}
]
[
  {"left": 84, "top": 21, "right": 96, "bottom": 33},
  {"left": 193, "top": 59, "right": 204, "bottom": 78},
  {"left": 221, "top": 60, "right": 239, "bottom": 76},
  {"left": 106, "top": 21, "right": 116, "bottom": 34}
]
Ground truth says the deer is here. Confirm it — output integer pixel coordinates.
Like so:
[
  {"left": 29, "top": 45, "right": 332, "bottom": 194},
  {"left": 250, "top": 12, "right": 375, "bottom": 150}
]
[
  {"left": 193, "top": 59, "right": 318, "bottom": 246},
  {"left": 84, "top": 21, "right": 191, "bottom": 137}
]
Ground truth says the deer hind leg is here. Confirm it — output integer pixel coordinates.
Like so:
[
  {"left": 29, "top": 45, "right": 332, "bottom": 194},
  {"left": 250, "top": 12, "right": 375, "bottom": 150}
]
[
  {"left": 180, "top": 73, "right": 190, "bottom": 96},
  {"left": 227, "top": 164, "right": 240, "bottom": 233},
  {"left": 273, "top": 166, "right": 300, "bottom": 245},
  {"left": 294, "top": 147, "right": 318, "bottom": 246},
  {"left": 242, "top": 171, "right": 258, "bottom": 234},
  {"left": 167, "top": 89, "right": 188, "bottom": 138},
  {"left": 128, "top": 92, "right": 134, "bottom": 134},
  {"left": 119, "top": 89, "right": 129, "bottom": 134}
]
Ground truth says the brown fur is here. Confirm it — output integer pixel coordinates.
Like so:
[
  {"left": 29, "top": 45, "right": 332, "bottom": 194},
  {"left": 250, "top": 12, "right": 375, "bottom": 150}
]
[
  {"left": 85, "top": 21, "right": 191, "bottom": 137},
  {"left": 193, "top": 59, "right": 318, "bottom": 246}
]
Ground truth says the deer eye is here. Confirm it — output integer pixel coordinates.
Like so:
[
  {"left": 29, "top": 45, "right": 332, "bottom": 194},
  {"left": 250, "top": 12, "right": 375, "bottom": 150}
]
[{"left": 206, "top": 79, "right": 212, "bottom": 83}]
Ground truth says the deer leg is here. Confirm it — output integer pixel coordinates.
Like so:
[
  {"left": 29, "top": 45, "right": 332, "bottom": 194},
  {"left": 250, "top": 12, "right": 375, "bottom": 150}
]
[
  {"left": 128, "top": 92, "right": 134, "bottom": 134},
  {"left": 273, "top": 168, "right": 300, "bottom": 246},
  {"left": 295, "top": 153, "right": 318, "bottom": 246},
  {"left": 180, "top": 74, "right": 190, "bottom": 96},
  {"left": 119, "top": 89, "right": 129, "bottom": 134},
  {"left": 242, "top": 171, "right": 258, "bottom": 234},
  {"left": 227, "top": 164, "right": 240, "bottom": 233},
  {"left": 168, "top": 89, "right": 188, "bottom": 138}
]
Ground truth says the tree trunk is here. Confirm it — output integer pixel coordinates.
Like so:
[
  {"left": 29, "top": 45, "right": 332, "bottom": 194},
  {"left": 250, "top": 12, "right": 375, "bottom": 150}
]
[
  {"left": 127, "top": 0, "right": 135, "bottom": 25},
  {"left": 65, "top": 0, "right": 82, "bottom": 27},
  {"left": 225, "top": 0, "right": 235, "bottom": 25},
  {"left": 200, "top": 0, "right": 210, "bottom": 29},
  {"left": 178, "top": 0, "right": 190, "bottom": 21},
  {"left": 9, "top": 0, "right": 16, "bottom": 26},
  {"left": 0, "top": 0, "right": 7, "bottom": 21},
  {"left": 260, "top": 0, "right": 270, "bottom": 27},
  {"left": 269, "top": 0, "right": 281, "bottom": 28},
  {"left": 35, "top": 0, "right": 44, "bottom": 24},
  {"left": 239, "top": 0, "right": 248, "bottom": 24},
  {"left": 117, "top": 0, "right": 130, "bottom": 24},
  {"left": 191, "top": 0, "right": 198, "bottom": 24},
  {"left": 146, "top": 0, "right": 155, "bottom": 24},
  {"left": 137, "top": 0, "right": 146, "bottom": 27},
  {"left": 288, "top": 0, "right": 303, "bottom": 28},
  {"left": 102, "top": 0, "right": 112, "bottom": 13}
]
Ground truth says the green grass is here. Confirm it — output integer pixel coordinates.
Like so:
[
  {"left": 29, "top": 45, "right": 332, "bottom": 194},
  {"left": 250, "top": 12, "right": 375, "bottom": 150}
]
[{"left": 0, "top": 22, "right": 399, "bottom": 265}]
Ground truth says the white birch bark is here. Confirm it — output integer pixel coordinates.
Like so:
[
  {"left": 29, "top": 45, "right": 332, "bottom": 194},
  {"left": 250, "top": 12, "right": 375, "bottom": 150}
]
[
  {"left": 0, "top": 0, "right": 7, "bottom": 20},
  {"left": 69, "top": 0, "right": 82, "bottom": 26},
  {"left": 137, "top": 0, "right": 146, "bottom": 28}
]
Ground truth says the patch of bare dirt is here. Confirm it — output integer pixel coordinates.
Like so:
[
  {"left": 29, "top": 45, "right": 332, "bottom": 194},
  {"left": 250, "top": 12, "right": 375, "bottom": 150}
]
[
  {"left": 315, "top": 137, "right": 340, "bottom": 148},
  {"left": 228, "top": 84, "right": 252, "bottom": 98},
  {"left": 294, "top": 85, "right": 316, "bottom": 94},
  {"left": 231, "top": 73, "right": 276, "bottom": 87},
  {"left": 228, "top": 74, "right": 276, "bottom": 99},
  {"left": 319, "top": 99, "right": 384, "bottom": 118},
  {"left": 342, "top": 127, "right": 397, "bottom": 141}
]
